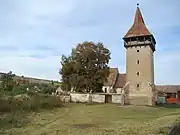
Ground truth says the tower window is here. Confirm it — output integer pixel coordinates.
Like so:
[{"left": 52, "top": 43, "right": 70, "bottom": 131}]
[
  {"left": 137, "top": 50, "right": 139, "bottom": 52},
  {"left": 137, "top": 72, "right": 139, "bottom": 76},
  {"left": 137, "top": 84, "right": 140, "bottom": 88},
  {"left": 137, "top": 60, "right": 139, "bottom": 64}
]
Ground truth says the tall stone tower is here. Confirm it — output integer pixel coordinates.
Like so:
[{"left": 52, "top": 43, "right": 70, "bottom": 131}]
[{"left": 123, "top": 4, "right": 156, "bottom": 105}]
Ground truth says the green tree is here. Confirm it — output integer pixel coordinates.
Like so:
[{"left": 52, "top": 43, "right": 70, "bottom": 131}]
[
  {"left": 59, "top": 55, "right": 75, "bottom": 91},
  {"left": 0, "top": 71, "right": 15, "bottom": 92},
  {"left": 60, "top": 41, "right": 111, "bottom": 93}
]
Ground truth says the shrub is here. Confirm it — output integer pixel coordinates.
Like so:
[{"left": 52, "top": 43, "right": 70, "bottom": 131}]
[
  {"left": 0, "top": 112, "right": 29, "bottom": 131},
  {"left": 0, "top": 93, "right": 64, "bottom": 113}
]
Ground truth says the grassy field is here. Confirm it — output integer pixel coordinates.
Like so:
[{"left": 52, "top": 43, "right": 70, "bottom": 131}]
[{"left": 1, "top": 103, "right": 180, "bottom": 135}]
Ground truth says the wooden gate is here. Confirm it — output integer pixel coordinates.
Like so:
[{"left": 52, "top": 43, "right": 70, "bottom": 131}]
[{"left": 105, "top": 95, "right": 112, "bottom": 103}]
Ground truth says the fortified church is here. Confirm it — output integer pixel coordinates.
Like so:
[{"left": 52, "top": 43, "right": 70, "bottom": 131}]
[{"left": 102, "top": 4, "right": 180, "bottom": 105}]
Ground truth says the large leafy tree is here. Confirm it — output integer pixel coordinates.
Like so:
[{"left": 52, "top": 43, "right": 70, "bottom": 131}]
[{"left": 60, "top": 41, "right": 111, "bottom": 93}]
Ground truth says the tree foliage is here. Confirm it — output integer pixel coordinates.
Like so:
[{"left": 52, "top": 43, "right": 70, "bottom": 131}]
[
  {"left": 60, "top": 41, "right": 111, "bottom": 93},
  {"left": 0, "top": 71, "right": 16, "bottom": 92}
]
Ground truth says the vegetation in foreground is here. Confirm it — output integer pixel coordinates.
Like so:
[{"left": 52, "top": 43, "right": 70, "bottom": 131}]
[
  {"left": 0, "top": 92, "right": 64, "bottom": 132},
  {"left": 0, "top": 72, "right": 64, "bottom": 133},
  {"left": 1, "top": 103, "right": 180, "bottom": 135}
]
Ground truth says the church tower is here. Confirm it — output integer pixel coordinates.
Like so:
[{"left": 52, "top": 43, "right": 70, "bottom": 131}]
[{"left": 123, "top": 4, "right": 156, "bottom": 104}]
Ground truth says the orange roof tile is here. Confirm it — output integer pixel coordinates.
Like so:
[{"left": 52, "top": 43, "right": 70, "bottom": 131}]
[
  {"left": 114, "top": 74, "right": 126, "bottom": 88},
  {"left": 123, "top": 6, "right": 152, "bottom": 38}
]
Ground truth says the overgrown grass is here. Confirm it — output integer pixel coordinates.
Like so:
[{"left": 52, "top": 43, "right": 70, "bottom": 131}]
[
  {"left": 0, "top": 92, "right": 64, "bottom": 113},
  {"left": 0, "top": 112, "right": 29, "bottom": 130},
  {"left": 0, "top": 92, "right": 64, "bottom": 133},
  {"left": 1, "top": 103, "right": 180, "bottom": 135}
]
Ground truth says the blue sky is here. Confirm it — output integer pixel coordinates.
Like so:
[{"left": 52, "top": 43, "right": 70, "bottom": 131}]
[{"left": 0, "top": 0, "right": 180, "bottom": 84}]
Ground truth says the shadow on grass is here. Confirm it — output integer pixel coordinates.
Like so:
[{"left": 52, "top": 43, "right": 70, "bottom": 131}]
[
  {"left": 168, "top": 121, "right": 180, "bottom": 135},
  {"left": 158, "top": 119, "right": 180, "bottom": 135},
  {"left": 156, "top": 104, "right": 180, "bottom": 109}
]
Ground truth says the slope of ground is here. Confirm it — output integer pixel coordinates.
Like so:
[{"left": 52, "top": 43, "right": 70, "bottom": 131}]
[{"left": 1, "top": 103, "right": 180, "bottom": 135}]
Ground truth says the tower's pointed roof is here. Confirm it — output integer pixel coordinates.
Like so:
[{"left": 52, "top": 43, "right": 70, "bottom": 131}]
[{"left": 123, "top": 4, "right": 152, "bottom": 39}]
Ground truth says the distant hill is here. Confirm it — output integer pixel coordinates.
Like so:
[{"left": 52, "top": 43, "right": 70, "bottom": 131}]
[{"left": 0, "top": 72, "right": 61, "bottom": 85}]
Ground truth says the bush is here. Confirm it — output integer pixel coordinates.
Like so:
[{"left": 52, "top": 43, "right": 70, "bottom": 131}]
[
  {"left": 0, "top": 93, "right": 64, "bottom": 113},
  {"left": 37, "top": 83, "right": 58, "bottom": 94},
  {"left": 0, "top": 113, "right": 29, "bottom": 131}
]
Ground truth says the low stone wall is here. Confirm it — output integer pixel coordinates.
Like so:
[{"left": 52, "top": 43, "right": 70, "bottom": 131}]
[
  {"left": 70, "top": 93, "right": 105, "bottom": 103},
  {"left": 70, "top": 93, "right": 122, "bottom": 104},
  {"left": 70, "top": 93, "right": 90, "bottom": 103},
  {"left": 112, "top": 94, "right": 122, "bottom": 103},
  {"left": 92, "top": 94, "right": 105, "bottom": 103}
]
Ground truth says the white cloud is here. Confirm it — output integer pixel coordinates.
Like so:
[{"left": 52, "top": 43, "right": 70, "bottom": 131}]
[{"left": 0, "top": 0, "right": 179, "bottom": 84}]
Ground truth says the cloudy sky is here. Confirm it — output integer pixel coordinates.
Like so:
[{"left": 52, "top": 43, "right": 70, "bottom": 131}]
[{"left": 0, "top": 0, "right": 179, "bottom": 84}]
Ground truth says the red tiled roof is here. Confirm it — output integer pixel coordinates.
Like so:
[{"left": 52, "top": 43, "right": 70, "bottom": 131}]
[
  {"left": 114, "top": 74, "right": 126, "bottom": 88},
  {"left": 123, "top": 7, "right": 152, "bottom": 38},
  {"left": 156, "top": 85, "right": 180, "bottom": 93}
]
